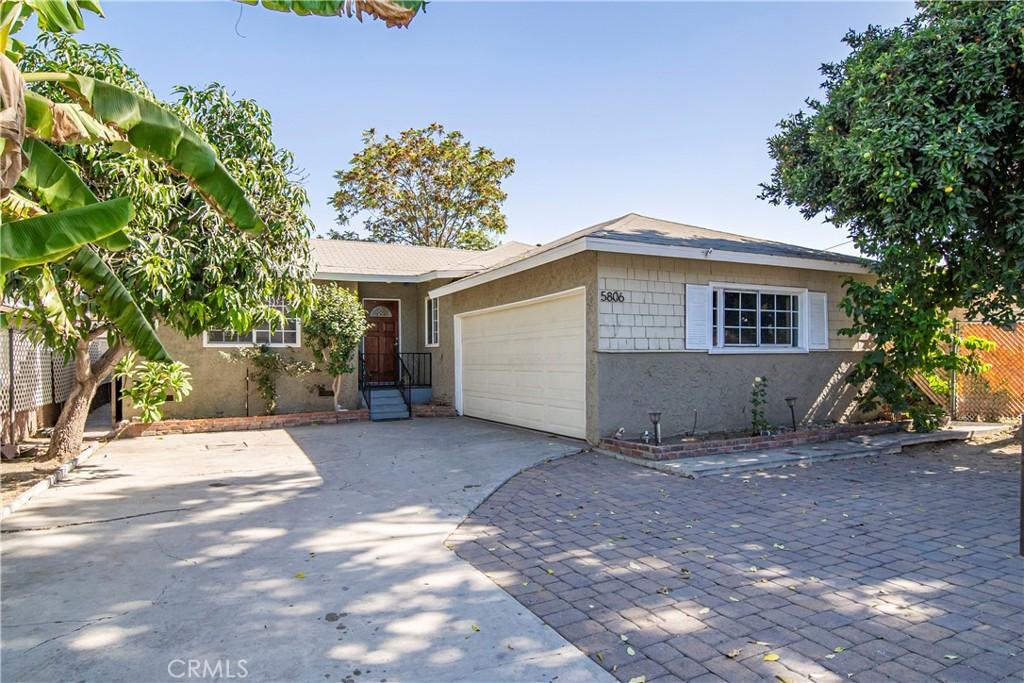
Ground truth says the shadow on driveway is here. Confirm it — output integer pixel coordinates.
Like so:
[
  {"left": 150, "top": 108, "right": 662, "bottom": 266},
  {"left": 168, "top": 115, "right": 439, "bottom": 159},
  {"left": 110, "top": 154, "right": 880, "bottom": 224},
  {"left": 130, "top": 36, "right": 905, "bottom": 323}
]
[{"left": 1, "top": 418, "right": 612, "bottom": 683}]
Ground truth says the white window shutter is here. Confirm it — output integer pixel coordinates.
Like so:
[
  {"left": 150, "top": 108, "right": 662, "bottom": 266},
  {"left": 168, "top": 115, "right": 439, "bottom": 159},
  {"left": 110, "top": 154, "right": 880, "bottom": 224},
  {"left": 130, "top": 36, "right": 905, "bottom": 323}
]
[
  {"left": 685, "top": 284, "right": 711, "bottom": 350},
  {"left": 807, "top": 291, "right": 829, "bottom": 350}
]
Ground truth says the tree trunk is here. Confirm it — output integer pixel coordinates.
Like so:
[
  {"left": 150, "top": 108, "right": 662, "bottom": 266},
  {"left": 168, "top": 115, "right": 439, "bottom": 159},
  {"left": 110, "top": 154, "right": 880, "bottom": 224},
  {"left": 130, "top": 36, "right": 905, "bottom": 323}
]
[
  {"left": 332, "top": 374, "right": 342, "bottom": 411},
  {"left": 47, "top": 339, "right": 127, "bottom": 460}
]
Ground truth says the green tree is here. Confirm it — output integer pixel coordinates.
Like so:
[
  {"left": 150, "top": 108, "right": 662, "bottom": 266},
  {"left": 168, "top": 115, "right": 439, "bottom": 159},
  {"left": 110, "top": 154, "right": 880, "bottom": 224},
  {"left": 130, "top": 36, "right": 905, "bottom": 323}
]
[
  {"left": 303, "top": 283, "right": 370, "bottom": 408},
  {"left": 7, "top": 35, "right": 313, "bottom": 457},
  {"left": 331, "top": 123, "right": 516, "bottom": 250},
  {"left": 1, "top": 0, "right": 425, "bottom": 457},
  {"left": 760, "top": 1, "right": 1022, "bottom": 430}
]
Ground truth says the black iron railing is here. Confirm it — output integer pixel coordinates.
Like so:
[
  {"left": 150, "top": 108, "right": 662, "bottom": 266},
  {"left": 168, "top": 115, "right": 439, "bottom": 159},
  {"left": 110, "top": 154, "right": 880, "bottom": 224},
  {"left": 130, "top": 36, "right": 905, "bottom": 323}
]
[
  {"left": 359, "top": 351, "right": 431, "bottom": 414},
  {"left": 359, "top": 352, "right": 431, "bottom": 387},
  {"left": 395, "top": 353, "right": 413, "bottom": 412},
  {"left": 399, "top": 352, "right": 431, "bottom": 387},
  {"left": 358, "top": 352, "right": 373, "bottom": 413}
]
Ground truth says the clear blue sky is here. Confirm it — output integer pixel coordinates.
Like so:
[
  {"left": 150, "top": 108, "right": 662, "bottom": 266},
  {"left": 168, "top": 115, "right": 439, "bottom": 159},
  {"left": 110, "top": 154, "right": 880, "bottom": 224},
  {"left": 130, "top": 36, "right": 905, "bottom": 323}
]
[{"left": 74, "top": 1, "right": 914, "bottom": 255}]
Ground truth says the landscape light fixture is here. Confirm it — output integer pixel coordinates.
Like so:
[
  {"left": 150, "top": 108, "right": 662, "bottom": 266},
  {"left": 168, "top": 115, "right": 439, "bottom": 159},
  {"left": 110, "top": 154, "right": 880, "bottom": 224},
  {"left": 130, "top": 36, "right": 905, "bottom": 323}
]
[
  {"left": 648, "top": 411, "right": 663, "bottom": 445},
  {"left": 785, "top": 396, "right": 798, "bottom": 432}
]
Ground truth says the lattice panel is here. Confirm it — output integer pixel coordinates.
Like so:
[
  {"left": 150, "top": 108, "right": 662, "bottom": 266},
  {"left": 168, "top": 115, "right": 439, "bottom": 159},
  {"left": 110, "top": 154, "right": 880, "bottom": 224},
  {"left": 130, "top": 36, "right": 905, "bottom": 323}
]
[
  {"left": 0, "top": 331, "right": 10, "bottom": 414},
  {"left": 956, "top": 322, "right": 1024, "bottom": 421},
  {"left": 52, "top": 354, "right": 75, "bottom": 404},
  {"left": 0, "top": 328, "right": 80, "bottom": 415},
  {"left": 9, "top": 331, "right": 50, "bottom": 413}
]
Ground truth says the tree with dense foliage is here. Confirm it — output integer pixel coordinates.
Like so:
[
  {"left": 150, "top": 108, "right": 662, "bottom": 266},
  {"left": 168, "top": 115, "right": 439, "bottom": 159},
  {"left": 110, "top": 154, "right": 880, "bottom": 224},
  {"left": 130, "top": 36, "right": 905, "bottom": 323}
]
[
  {"left": 302, "top": 283, "right": 370, "bottom": 408},
  {"left": 7, "top": 35, "right": 313, "bottom": 456},
  {"left": 760, "top": 1, "right": 1022, "bottom": 430},
  {"left": 331, "top": 123, "right": 516, "bottom": 250},
  {"left": 0, "top": 0, "right": 425, "bottom": 457}
]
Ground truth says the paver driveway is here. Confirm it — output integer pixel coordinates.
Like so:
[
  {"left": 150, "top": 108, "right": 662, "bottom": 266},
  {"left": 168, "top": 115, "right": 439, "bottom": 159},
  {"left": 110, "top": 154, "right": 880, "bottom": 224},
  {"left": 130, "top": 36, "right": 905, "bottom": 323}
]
[
  {"left": 1, "top": 419, "right": 612, "bottom": 682},
  {"left": 451, "top": 432, "right": 1024, "bottom": 683}
]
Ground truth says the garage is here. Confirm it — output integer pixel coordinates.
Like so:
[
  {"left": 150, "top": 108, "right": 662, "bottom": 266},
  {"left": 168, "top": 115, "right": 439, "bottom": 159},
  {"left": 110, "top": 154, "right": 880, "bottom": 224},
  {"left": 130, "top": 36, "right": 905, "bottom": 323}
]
[{"left": 455, "top": 288, "right": 587, "bottom": 439}]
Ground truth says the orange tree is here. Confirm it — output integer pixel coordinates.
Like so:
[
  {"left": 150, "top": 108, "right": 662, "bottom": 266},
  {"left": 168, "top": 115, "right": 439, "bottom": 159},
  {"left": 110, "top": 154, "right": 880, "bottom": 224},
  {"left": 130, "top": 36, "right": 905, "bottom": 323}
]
[{"left": 760, "top": 1, "right": 1021, "bottom": 430}]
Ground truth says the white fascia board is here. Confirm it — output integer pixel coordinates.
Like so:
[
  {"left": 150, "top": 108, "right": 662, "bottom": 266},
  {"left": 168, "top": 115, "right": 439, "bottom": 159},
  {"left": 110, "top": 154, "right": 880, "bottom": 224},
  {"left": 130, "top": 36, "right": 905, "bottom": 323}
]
[
  {"left": 314, "top": 269, "right": 477, "bottom": 283},
  {"left": 428, "top": 240, "right": 588, "bottom": 298},
  {"left": 583, "top": 237, "right": 871, "bottom": 274}
]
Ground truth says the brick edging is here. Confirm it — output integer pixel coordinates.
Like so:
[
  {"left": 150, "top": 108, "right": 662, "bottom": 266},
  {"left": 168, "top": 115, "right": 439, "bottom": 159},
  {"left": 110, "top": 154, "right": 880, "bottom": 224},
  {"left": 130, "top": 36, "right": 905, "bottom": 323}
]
[
  {"left": 599, "top": 421, "right": 907, "bottom": 461},
  {"left": 116, "top": 405, "right": 458, "bottom": 438}
]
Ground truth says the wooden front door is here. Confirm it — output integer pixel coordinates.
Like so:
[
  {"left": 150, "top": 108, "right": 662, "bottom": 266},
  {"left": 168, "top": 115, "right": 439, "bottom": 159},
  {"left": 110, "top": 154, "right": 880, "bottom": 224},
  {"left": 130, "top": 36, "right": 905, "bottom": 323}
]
[{"left": 363, "top": 300, "right": 399, "bottom": 383}]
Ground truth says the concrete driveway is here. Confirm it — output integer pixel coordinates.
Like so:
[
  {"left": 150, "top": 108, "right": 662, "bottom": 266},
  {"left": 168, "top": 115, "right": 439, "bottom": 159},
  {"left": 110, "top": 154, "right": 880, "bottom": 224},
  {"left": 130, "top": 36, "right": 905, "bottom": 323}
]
[{"left": 1, "top": 418, "right": 612, "bottom": 683}]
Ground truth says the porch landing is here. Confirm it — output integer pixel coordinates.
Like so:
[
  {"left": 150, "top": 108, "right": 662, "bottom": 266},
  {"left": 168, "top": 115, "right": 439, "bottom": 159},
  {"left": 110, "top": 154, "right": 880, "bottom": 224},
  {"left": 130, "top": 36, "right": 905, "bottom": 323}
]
[{"left": 601, "top": 422, "right": 1010, "bottom": 478}]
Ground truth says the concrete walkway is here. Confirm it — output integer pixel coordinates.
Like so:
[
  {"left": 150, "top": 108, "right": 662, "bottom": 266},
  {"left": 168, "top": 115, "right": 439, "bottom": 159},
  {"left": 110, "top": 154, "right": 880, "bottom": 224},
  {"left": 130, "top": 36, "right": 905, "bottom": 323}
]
[
  {"left": 1, "top": 419, "right": 613, "bottom": 682},
  {"left": 608, "top": 423, "right": 1008, "bottom": 478}
]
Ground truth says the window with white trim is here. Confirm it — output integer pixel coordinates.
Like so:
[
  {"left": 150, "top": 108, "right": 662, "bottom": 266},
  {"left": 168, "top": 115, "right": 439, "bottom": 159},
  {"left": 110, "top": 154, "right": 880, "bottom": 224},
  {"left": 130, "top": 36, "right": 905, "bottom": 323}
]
[
  {"left": 711, "top": 287, "right": 801, "bottom": 349},
  {"left": 205, "top": 300, "right": 301, "bottom": 347},
  {"left": 425, "top": 297, "right": 439, "bottom": 347}
]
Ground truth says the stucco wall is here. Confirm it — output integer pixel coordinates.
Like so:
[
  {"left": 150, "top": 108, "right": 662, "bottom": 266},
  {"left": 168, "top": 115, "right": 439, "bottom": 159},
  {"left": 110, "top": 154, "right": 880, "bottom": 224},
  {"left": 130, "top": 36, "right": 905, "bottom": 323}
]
[
  {"left": 593, "top": 254, "right": 872, "bottom": 438},
  {"left": 597, "top": 350, "right": 869, "bottom": 439},
  {"left": 125, "top": 278, "right": 460, "bottom": 421},
  {"left": 431, "top": 251, "right": 601, "bottom": 439},
  {"left": 124, "top": 325, "right": 344, "bottom": 420}
]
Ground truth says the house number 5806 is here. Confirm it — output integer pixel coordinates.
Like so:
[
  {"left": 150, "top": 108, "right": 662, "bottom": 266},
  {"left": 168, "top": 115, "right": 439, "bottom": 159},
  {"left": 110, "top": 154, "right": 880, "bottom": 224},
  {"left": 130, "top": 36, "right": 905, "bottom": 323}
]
[{"left": 600, "top": 290, "right": 625, "bottom": 303}]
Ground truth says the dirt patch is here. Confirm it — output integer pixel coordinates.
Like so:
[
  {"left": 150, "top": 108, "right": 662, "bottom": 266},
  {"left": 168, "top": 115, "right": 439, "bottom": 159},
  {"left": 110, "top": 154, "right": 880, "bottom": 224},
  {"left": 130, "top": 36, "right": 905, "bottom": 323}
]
[{"left": 1, "top": 438, "right": 75, "bottom": 507}]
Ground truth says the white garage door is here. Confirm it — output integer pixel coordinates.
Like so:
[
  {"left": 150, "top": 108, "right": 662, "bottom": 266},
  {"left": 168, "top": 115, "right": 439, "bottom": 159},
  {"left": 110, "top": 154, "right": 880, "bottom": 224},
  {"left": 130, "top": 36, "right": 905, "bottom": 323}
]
[{"left": 457, "top": 289, "right": 586, "bottom": 439}]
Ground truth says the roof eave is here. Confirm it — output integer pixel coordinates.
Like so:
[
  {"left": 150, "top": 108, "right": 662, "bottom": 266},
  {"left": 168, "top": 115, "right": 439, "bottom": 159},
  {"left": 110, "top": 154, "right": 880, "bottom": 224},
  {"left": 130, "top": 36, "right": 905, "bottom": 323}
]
[
  {"left": 428, "top": 236, "right": 870, "bottom": 298},
  {"left": 314, "top": 268, "right": 479, "bottom": 284}
]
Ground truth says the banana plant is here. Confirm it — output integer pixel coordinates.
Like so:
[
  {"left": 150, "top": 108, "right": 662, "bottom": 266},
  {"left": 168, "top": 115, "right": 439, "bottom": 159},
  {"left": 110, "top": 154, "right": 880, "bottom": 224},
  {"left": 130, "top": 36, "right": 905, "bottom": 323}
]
[
  {"left": 238, "top": 0, "right": 426, "bottom": 28},
  {"left": 0, "top": 0, "right": 263, "bottom": 362},
  {"left": 0, "top": 0, "right": 424, "bottom": 363}
]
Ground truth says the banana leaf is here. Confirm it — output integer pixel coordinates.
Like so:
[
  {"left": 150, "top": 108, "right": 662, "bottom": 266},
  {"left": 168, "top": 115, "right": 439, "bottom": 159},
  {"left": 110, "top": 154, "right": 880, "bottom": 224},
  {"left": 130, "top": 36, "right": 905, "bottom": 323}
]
[
  {"left": 0, "top": 195, "right": 132, "bottom": 274},
  {"left": 23, "top": 0, "right": 103, "bottom": 34},
  {"left": 65, "top": 245, "right": 169, "bottom": 361},
  {"left": 238, "top": 0, "right": 425, "bottom": 28},
  {"left": 59, "top": 74, "right": 264, "bottom": 233},
  {"left": 24, "top": 89, "right": 121, "bottom": 144},
  {"left": 36, "top": 263, "right": 77, "bottom": 337},
  {"left": 19, "top": 138, "right": 130, "bottom": 250},
  {"left": 1, "top": 187, "right": 43, "bottom": 218}
]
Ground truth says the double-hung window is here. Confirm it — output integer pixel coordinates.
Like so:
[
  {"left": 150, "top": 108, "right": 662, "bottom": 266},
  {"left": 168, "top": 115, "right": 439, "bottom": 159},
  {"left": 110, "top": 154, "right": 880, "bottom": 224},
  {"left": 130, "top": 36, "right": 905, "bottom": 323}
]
[
  {"left": 425, "top": 297, "right": 439, "bottom": 347},
  {"left": 709, "top": 285, "right": 804, "bottom": 351},
  {"left": 204, "top": 300, "right": 301, "bottom": 347}
]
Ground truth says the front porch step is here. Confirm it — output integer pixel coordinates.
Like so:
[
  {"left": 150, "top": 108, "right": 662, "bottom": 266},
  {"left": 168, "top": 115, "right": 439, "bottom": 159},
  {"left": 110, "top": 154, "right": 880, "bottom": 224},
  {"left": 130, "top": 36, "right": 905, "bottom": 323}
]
[{"left": 366, "top": 387, "right": 410, "bottom": 421}]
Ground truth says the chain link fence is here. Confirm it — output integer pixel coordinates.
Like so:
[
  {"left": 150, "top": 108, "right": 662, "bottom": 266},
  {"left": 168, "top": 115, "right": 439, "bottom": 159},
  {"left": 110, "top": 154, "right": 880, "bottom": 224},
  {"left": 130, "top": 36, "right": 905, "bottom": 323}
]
[{"left": 1, "top": 328, "right": 110, "bottom": 443}]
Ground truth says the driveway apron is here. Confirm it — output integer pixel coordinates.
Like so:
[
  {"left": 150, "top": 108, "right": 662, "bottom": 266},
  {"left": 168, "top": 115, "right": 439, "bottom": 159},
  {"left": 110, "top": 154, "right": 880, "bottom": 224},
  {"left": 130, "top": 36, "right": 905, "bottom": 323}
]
[{"left": 1, "top": 419, "right": 613, "bottom": 682}]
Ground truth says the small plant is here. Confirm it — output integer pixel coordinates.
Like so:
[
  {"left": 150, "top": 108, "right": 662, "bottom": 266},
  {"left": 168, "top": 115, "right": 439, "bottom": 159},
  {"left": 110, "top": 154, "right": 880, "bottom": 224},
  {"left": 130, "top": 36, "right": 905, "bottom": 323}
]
[
  {"left": 224, "top": 345, "right": 314, "bottom": 415},
  {"left": 750, "top": 376, "right": 769, "bottom": 435},
  {"left": 114, "top": 353, "right": 193, "bottom": 423},
  {"left": 907, "top": 401, "right": 946, "bottom": 433}
]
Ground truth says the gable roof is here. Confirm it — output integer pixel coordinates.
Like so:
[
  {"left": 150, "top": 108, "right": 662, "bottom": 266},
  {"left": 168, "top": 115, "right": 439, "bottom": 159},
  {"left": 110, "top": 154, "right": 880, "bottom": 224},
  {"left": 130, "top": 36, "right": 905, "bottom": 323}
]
[
  {"left": 311, "top": 239, "right": 534, "bottom": 281},
  {"left": 429, "top": 213, "right": 871, "bottom": 298}
]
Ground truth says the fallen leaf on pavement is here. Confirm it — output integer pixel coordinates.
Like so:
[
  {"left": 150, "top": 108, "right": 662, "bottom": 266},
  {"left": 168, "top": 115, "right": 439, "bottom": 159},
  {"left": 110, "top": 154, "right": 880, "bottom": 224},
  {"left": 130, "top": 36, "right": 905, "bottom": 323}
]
[{"left": 763, "top": 653, "right": 780, "bottom": 661}]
